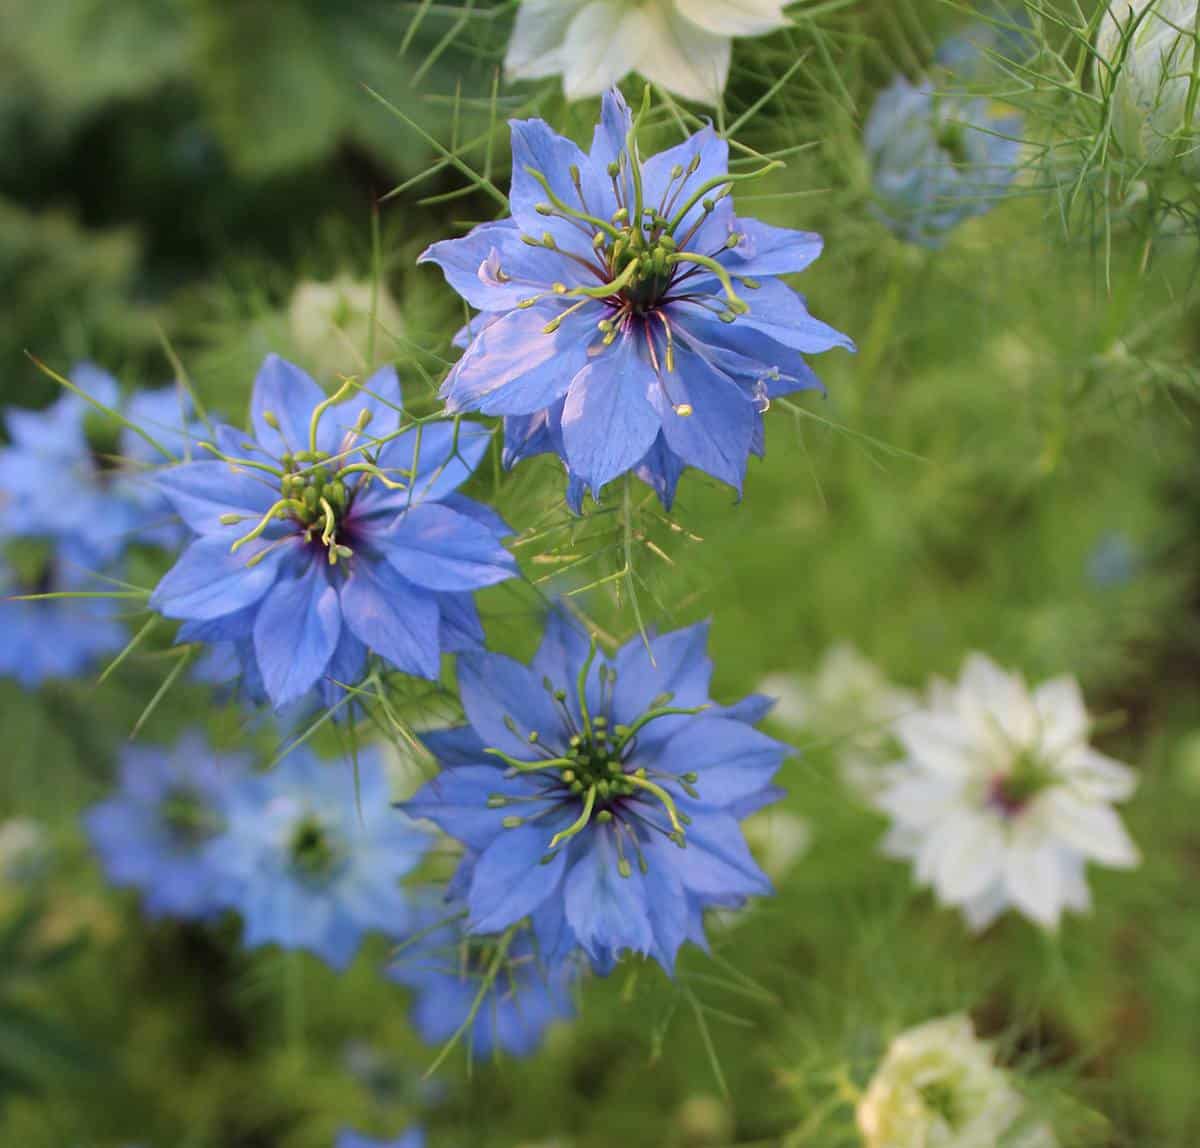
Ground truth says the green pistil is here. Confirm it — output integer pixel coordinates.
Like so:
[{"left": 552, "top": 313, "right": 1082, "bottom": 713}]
[
  {"left": 226, "top": 397, "right": 378, "bottom": 566},
  {"left": 936, "top": 122, "right": 971, "bottom": 168},
  {"left": 289, "top": 815, "right": 341, "bottom": 881},
  {"left": 161, "top": 786, "right": 223, "bottom": 847},
  {"left": 487, "top": 661, "right": 709, "bottom": 861},
  {"left": 4, "top": 539, "right": 54, "bottom": 594},
  {"left": 919, "top": 1080, "right": 963, "bottom": 1128}
]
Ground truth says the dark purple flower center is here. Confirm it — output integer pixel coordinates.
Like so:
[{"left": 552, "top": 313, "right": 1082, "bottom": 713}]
[{"left": 986, "top": 750, "right": 1054, "bottom": 818}]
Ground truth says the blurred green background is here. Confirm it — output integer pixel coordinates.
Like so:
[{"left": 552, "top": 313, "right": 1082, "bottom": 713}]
[{"left": 2, "top": 1, "right": 1200, "bottom": 1145}]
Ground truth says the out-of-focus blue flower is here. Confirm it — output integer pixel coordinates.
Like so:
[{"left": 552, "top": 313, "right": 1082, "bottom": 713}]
[
  {"left": 0, "top": 546, "right": 126, "bottom": 688},
  {"left": 150, "top": 355, "right": 518, "bottom": 711},
  {"left": 0, "top": 364, "right": 201, "bottom": 566},
  {"left": 936, "top": 4, "right": 1037, "bottom": 80},
  {"left": 85, "top": 731, "right": 249, "bottom": 920},
  {"left": 388, "top": 909, "right": 575, "bottom": 1059},
  {"left": 421, "top": 89, "right": 853, "bottom": 511},
  {"left": 214, "top": 746, "right": 429, "bottom": 970},
  {"left": 1087, "top": 531, "right": 1139, "bottom": 588},
  {"left": 865, "top": 76, "right": 1022, "bottom": 247},
  {"left": 336, "top": 1130, "right": 424, "bottom": 1148},
  {"left": 404, "top": 610, "right": 790, "bottom": 974}
]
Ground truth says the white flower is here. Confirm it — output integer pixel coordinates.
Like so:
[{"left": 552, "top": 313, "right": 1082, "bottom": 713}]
[
  {"left": 504, "top": 0, "right": 791, "bottom": 104},
  {"left": 1096, "top": 0, "right": 1200, "bottom": 173},
  {"left": 0, "top": 818, "right": 47, "bottom": 883},
  {"left": 878, "top": 654, "right": 1139, "bottom": 931},
  {"left": 287, "top": 275, "right": 403, "bottom": 379},
  {"left": 760, "top": 643, "right": 916, "bottom": 798},
  {"left": 741, "top": 809, "right": 811, "bottom": 880},
  {"left": 857, "top": 1014, "right": 1057, "bottom": 1148}
]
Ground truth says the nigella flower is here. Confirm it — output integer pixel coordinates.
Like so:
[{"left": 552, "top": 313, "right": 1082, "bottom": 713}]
[
  {"left": 505, "top": 1, "right": 791, "bottom": 104},
  {"left": 0, "top": 364, "right": 200, "bottom": 567},
  {"left": 421, "top": 89, "right": 853, "bottom": 511},
  {"left": 865, "top": 76, "right": 1022, "bottom": 247},
  {"left": 150, "top": 354, "right": 518, "bottom": 710},
  {"left": 0, "top": 544, "right": 125, "bottom": 688},
  {"left": 336, "top": 1131, "right": 424, "bottom": 1148},
  {"left": 214, "top": 746, "right": 428, "bottom": 969},
  {"left": 388, "top": 910, "right": 575, "bottom": 1058},
  {"left": 405, "top": 610, "right": 790, "bottom": 973},
  {"left": 84, "top": 731, "right": 249, "bottom": 920},
  {"left": 857, "top": 1014, "right": 1057, "bottom": 1148},
  {"left": 877, "top": 654, "right": 1140, "bottom": 931}
]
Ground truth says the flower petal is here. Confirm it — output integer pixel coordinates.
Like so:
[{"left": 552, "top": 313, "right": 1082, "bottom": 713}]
[
  {"left": 250, "top": 354, "right": 325, "bottom": 458},
  {"left": 150, "top": 535, "right": 292, "bottom": 622},
  {"left": 339, "top": 558, "right": 442, "bottom": 680},
  {"left": 155, "top": 461, "right": 280, "bottom": 536},
  {"left": 379, "top": 502, "right": 517, "bottom": 591},
  {"left": 467, "top": 824, "right": 566, "bottom": 934},
  {"left": 561, "top": 334, "right": 661, "bottom": 493},
  {"left": 252, "top": 560, "right": 342, "bottom": 707}
]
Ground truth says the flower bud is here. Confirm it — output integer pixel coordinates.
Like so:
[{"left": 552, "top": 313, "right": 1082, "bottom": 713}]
[{"left": 1097, "top": 0, "right": 1200, "bottom": 173}]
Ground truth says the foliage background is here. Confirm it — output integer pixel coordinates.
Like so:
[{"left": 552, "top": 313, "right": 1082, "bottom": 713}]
[{"left": 1, "top": 1, "right": 1199, "bottom": 1145}]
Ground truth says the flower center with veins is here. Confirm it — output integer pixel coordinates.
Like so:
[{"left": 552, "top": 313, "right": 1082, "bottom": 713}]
[
  {"left": 212, "top": 380, "right": 410, "bottom": 568},
  {"left": 288, "top": 814, "right": 343, "bottom": 882},
  {"left": 987, "top": 748, "right": 1055, "bottom": 818},
  {"left": 485, "top": 637, "right": 708, "bottom": 874},
  {"left": 506, "top": 89, "right": 781, "bottom": 414}
]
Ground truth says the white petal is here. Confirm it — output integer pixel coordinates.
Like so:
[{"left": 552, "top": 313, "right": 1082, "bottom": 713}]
[
  {"left": 1060, "top": 746, "right": 1138, "bottom": 802},
  {"left": 876, "top": 771, "right": 960, "bottom": 829},
  {"left": 638, "top": 3, "right": 731, "bottom": 103},
  {"left": 958, "top": 653, "right": 1037, "bottom": 750},
  {"left": 1056, "top": 849, "right": 1093, "bottom": 914},
  {"left": 1032, "top": 674, "right": 1089, "bottom": 760},
  {"left": 1004, "top": 827, "right": 1065, "bottom": 929},
  {"left": 1041, "top": 789, "right": 1140, "bottom": 868},
  {"left": 962, "top": 880, "right": 1011, "bottom": 932},
  {"left": 504, "top": 0, "right": 590, "bottom": 80},
  {"left": 673, "top": 0, "right": 789, "bottom": 37},
  {"left": 560, "top": 1, "right": 644, "bottom": 99},
  {"left": 895, "top": 710, "right": 977, "bottom": 778},
  {"left": 933, "top": 812, "right": 1005, "bottom": 904}
]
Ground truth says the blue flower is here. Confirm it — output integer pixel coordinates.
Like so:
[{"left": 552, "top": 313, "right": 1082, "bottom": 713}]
[
  {"left": 404, "top": 610, "right": 790, "bottom": 974},
  {"left": 213, "top": 746, "right": 429, "bottom": 969},
  {"left": 149, "top": 355, "right": 518, "bottom": 710},
  {"left": 388, "top": 910, "right": 575, "bottom": 1059},
  {"left": 0, "top": 545, "right": 126, "bottom": 688},
  {"left": 85, "top": 731, "right": 249, "bottom": 920},
  {"left": 336, "top": 1131, "right": 424, "bottom": 1148},
  {"left": 935, "top": 5, "right": 1036, "bottom": 80},
  {"left": 865, "top": 76, "right": 1022, "bottom": 247},
  {"left": 0, "top": 364, "right": 201, "bottom": 567},
  {"left": 421, "top": 89, "right": 853, "bottom": 511}
]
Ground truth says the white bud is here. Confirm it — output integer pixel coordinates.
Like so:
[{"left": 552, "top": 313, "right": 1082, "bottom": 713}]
[
  {"left": 287, "top": 275, "right": 404, "bottom": 380},
  {"left": 1096, "top": 0, "right": 1200, "bottom": 173}
]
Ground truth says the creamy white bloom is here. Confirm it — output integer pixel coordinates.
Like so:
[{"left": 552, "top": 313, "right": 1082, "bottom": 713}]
[
  {"left": 878, "top": 654, "right": 1139, "bottom": 931},
  {"left": 857, "top": 1014, "right": 1056, "bottom": 1148},
  {"left": 1096, "top": 0, "right": 1200, "bottom": 173},
  {"left": 741, "top": 808, "right": 811, "bottom": 880},
  {"left": 0, "top": 818, "right": 47, "bottom": 883},
  {"left": 287, "top": 275, "right": 403, "bottom": 379},
  {"left": 505, "top": 0, "right": 791, "bottom": 104}
]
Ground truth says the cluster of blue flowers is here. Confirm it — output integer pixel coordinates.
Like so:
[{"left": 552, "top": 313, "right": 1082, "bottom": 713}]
[{"left": 16, "top": 56, "right": 1023, "bottom": 1084}]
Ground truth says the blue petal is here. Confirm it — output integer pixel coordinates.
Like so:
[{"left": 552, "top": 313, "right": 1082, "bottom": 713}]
[
  {"left": 656, "top": 717, "right": 788, "bottom": 806},
  {"left": 612, "top": 621, "right": 712, "bottom": 727},
  {"left": 439, "top": 493, "right": 511, "bottom": 540},
  {"left": 664, "top": 810, "right": 772, "bottom": 901},
  {"left": 467, "top": 824, "right": 566, "bottom": 934},
  {"left": 436, "top": 591, "right": 485, "bottom": 653},
  {"left": 648, "top": 339, "right": 756, "bottom": 490},
  {"left": 633, "top": 434, "right": 687, "bottom": 511},
  {"left": 456, "top": 652, "right": 565, "bottom": 756},
  {"left": 151, "top": 535, "right": 293, "bottom": 622},
  {"left": 508, "top": 117, "right": 594, "bottom": 257},
  {"left": 441, "top": 304, "right": 597, "bottom": 416},
  {"left": 70, "top": 362, "right": 121, "bottom": 408},
  {"left": 338, "top": 559, "right": 441, "bottom": 680},
  {"left": 250, "top": 354, "right": 324, "bottom": 458},
  {"left": 418, "top": 220, "right": 526, "bottom": 311},
  {"left": 724, "top": 219, "right": 824, "bottom": 277},
  {"left": 315, "top": 364, "right": 404, "bottom": 455},
  {"left": 405, "top": 766, "right": 545, "bottom": 852},
  {"left": 561, "top": 332, "right": 661, "bottom": 493},
  {"left": 420, "top": 726, "right": 489, "bottom": 766},
  {"left": 643, "top": 125, "right": 733, "bottom": 253},
  {"left": 252, "top": 560, "right": 342, "bottom": 707},
  {"left": 379, "top": 502, "right": 517, "bottom": 592},
  {"left": 563, "top": 830, "right": 654, "bottom": 963},
  {"left": 156, "top": 461, "right": 279, "bottom": 535},
  {"left": 360, "top": 420, "right": 492, "bottom": 516}
]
